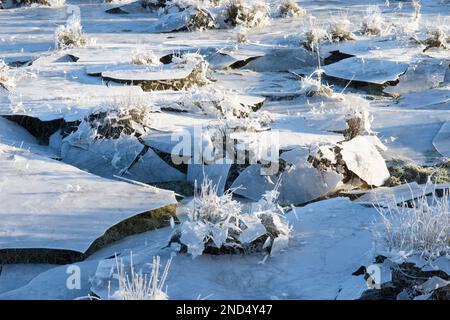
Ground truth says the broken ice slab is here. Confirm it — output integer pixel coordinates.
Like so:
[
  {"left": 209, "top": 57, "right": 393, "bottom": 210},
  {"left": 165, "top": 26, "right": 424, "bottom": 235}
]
[
  {"left": 125, "top": 147, "right": 186, "bottom": 183},
  {"left": 231, "top": 161, "right": 343, "bottom": 206},
  {"left": 187, "top": 163, "right": 232, "bottom": 196},
  {"left": 0, "top": 144, "right": 177, "bottom": 257},
  {"left": 351, "top": 182, "right": 446, "bottom": 207},
  {"left": 340, "top": 136, "right": 390, "bottom": 187},
  {"left": 433, "top": 121, "right": 450, "bottom": 158},
  {"left": 101, "top": 65, "right": 193, "bottom": 83},
  {"left": 245, "top": 48, "right": 317, "bottom": 73},
  {"left": 207, "top": 48, "right": 265, "bottom": 70},
  {"left": 61, "top": 134, "right": 144, "bottom": 179},
  {"left": 322, "top": 57, "right": 408, "bottom": 85},
  {"left": 0, "top": 116, "right": 58, "bottom": 158},
  {"left": 387, "top": 86, "right": 450, "bottom": 110}
]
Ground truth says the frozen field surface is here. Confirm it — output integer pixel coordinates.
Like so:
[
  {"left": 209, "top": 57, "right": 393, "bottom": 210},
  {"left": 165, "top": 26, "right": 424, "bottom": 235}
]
[{"left": 0, "top": 0, "right": 449, "bottom": 300}]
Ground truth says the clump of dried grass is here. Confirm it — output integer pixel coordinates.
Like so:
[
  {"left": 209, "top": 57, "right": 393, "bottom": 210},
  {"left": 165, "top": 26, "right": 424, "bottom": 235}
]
[
  {"left": 131, "top": 49, "right": 161, "bottom": 66},
  {"left": 303, "top": 24, "right": 328, "bottom": 51},
  {"left": 328, "top": 18, "right": 355, "bottom": 42},
  {"left": 55, "top": 14, "right": 88, "bottom": 49},
  {"left": 0, "top": 59, "right": 15, "bottom": 90},
  {"left": 224, "top": 0, "right": 270, "bottom": 28},
  {"left": 186, "top": 8, "right": 218, "bottom": 31},
  {"left": 111, "top": 254, "right": 171, "bottom": 300},
  {"left": 386, "top": 161, "right": 450, "bottom": 187},
  {"left": 421, "top": 27, "right": 450, "bottom": 52},
  {"left": 299, "top": 69, "right": 333, "bottom": 97},
  {"left": 82, "top": 92, "right": 158, "bottom": 139},
  {"left": 374, "top": 186, "right": 450, "bottom": 261},
  {"left": 277, "top": 0, "right": 304, "bottom": 18},
  {"left": 141, "top": 53, "right": 210, "bottom": 91},
  {"left": 1, "top": 0, "right": 65, "bottom": 8},
  {"left": 361, "top": 6, "right": 386, "bottom": 36},
  {"left": 171, "top": 177, "right": 290, "bottom": 258}
]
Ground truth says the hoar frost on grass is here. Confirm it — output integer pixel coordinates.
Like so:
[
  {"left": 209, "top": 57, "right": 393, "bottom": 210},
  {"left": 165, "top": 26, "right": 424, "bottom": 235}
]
[
  {"left": 361, "top": 6, "right": 388, "bottom": 36},
  {"left": 298, "top": 69, "right": 333, "bottom": 97},
  {"left": 131, "top": 49, "right": 161, "bottom": 66},
  {"left": 141, "top": 53, "right": 210, "bottom": 91},
  {"left": 421, "top": 25, "right": 450, "bottom": 52},
  {"left": 224, "top": 0, "right": 270, "bottom": 28},
  {"left": 110, "top": 254, "right": 171, "bottom": 300},
  {"left": 0, "top": 0, "right": 65, "bottom": 8},
  {"left": 374, "top": 186, "right": 450, "bottom": 261},
  {"left": 0, "top": 59, "right": 15, "bottom": 90},
  {"left": 71, "top": 92, "right": 159, "bottom": 140},
  {"left": 55, "top": 13, "right": 88, "bottom": 49},
  {"left": 303, "top": 22, "right": 328, "bottom": 51},
  {"left": 171, "top": 177, "right": 290, "bottom": 258},
  {"left": 276, "top": 0, "right": 305, "bottom": 18},
  {"left": 328, "top": 17, "right": 355, "bottom": 42}
]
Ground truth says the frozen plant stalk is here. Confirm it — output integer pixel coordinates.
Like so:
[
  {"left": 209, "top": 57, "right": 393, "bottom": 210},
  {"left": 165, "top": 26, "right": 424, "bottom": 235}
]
[
  {"left": 55, "top": 12, "right": 88, "bottom": 49},
  {"left": 374, "top": 187, "right": 450, "bottom": 261},
  {"left": 113, "top": 254, "right": 171, "bottom": 300}
]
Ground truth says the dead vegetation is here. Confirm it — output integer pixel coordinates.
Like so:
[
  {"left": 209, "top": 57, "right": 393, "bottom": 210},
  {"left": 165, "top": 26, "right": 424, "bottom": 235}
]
[
  {"left": 186, "top": 8, "right": 217, "bottom": 31},
  {"left": 0, "top": 59, "right": 14, "bottom": 90},
  {"left": 386, "top": 161, "right": 450, "bottom": 187},
  {"left": 421, "top": 28, "right": 450, "bottom": 52},
  {"left": 328, "top": 18, "right": 355, "bottom": 42},
  {"left": 131, "top": 49, "right": 161, "bottom": 66},
  {"left": 361, "top": 6, "right": 386, "bottom": 36},
  {"left": 224, "top": 0, "right": 270, "bottom": 28},
  {"left": 141, "top": 54, "right": 210, "bottom": 91},
  {"left": 55, "top": 15, "right": 88, "bottom": 49},
  {"left": 82, "top": 93, "right": 158, "bottom": 140},
  {"left": 277, "top": 0, "right": 304, "bottom": 18},
  {"left": 1, "top": 0, "right": 65, "bottom": 8}
]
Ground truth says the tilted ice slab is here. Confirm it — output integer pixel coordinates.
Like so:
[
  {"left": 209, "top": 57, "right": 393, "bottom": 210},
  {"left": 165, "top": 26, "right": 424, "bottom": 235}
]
[
  {"left": 90, "top": 198, "right": 376, "bottom": 300},
  {"left": 433, "top": 121, "right": 450, "bottom": 158},
  {"left": 0, "top": 144, "right": 177, "bottom": 253},
  {"left": 322, "top": 57, "right": 408, "bottom": 85}
]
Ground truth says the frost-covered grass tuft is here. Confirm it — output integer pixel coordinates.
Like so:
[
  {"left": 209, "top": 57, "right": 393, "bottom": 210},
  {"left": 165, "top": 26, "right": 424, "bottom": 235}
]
[
  {"left": 1, "top": 0, "right": 65, "bottom": 8},
  {"left": 111, "top": 254, "right": 171, "bottom": 300},
  {"left": 412, "top": 0, "right": 421, "bottom": 21},
  {"left": 72, "top": 92, "right": 159, "bottom": 140},
  {"left": 0, "top": 59, "right": 15, "bottom": 90},
  {"left": 299, "top": 69, "right": 333, "bottom": 97},
  {"left": 303, "top": 23, "right": 328, "bottom": 51},
  {"left": 186, "top": 8, "right": 218, "bottom": 31},
  {"left": 328, "top": 17, "right": 355, "bottom": 42},
  {"left": 422, "top": 26, "right": 449, "bottom": 52},
  {"left": 374, "top": 187, "right": 450, "bottom": 261},
  {"left": 173, "top": 177, "right": 290, "bottom": 258},
  {"left": 55, "top": 14, "right": 88, "bottom": 49},
  {"left": 131, "top": 49, "right": 161, "bottom": 66},
  {"left": 236, "top": 25, "right": 249, "bottom": 43},
  {"left": 361, "top": 6, "right": 386, "bottom": 36},
  {"left": 276, "top": 0, "right": 304, "bottom": 18},
  {"left": 224, "top": 0, "right": 270, "bottom": 28}
]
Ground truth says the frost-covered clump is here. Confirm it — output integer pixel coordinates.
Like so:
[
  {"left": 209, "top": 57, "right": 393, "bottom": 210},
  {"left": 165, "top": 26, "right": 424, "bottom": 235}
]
[
  {"left": 171, "top": 178, "right": 290, "bottom": 258},
  {"left": 361, "top": 6, "right": 386, "bottom": 36},
  {"left": 185, "top": 7, "right": 218, "bottom": 31},
  {"left": 171, "top": 53, "right": 210, "bottom": 87},
  {"left": 299, "top": 69, "right": 333, "bottom": 97},
  {"left": 328, "top": 18, "right": 355, "bottom": 42},
  {"left": 374, "top": 188, "right": 450, "bottom": 261},
  {"left": 421, "top": 26, "right": 449, "bottom": 52},
  {"left": 0, "top": 0, "right": 65, "bottom": 9},
  {"left": 55, "top": 14, "right": 88, "bottom": 49},
  {"left": 72, "top": 93, "right": 158, "bottom": 140},
  {"left": 343, "top": 107, "right": 372, "bottom": 141},
  {"left": 110, "top": 255, "right": 171, "bottom": 300},
  {"left": 0, "top": 59, "right": 15, "bottom": 90},
  {"left": 303, "top": 24, "right": 328, "bottom": 51},
  {"left": 276, "top": 0, "right": 305, "bottom": 18},
  {"left": 131, "top": 49, "right": 161, "bottom": 66},
  {"left": 236, "top": 26, "right": 249, "bottom": 43},
  {"left": 224, "top": 0, "right": 270, "bottom": 28}
]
